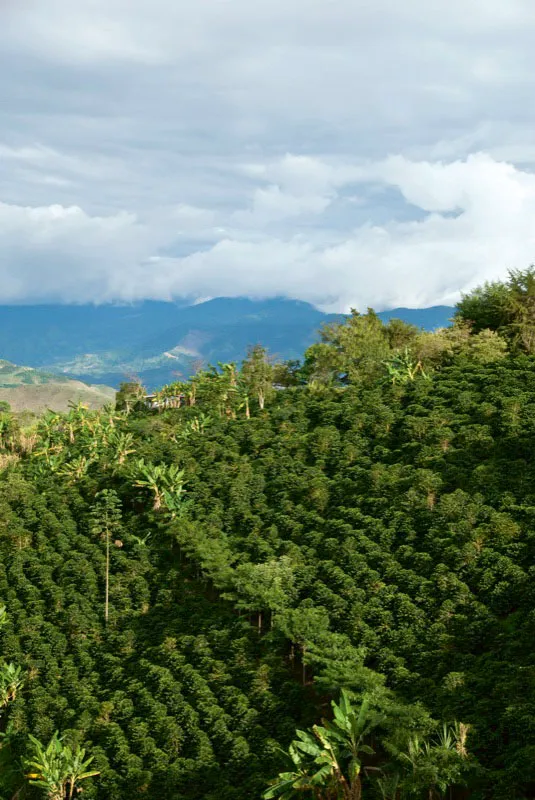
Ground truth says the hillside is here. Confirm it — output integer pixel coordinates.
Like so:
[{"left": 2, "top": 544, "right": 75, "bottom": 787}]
[
  {"left": 0, "top": 298, "right": 454, "bottom": 389},
  {"left": 5, "top": 274, "right": 533, "bottom": 799},
  {"left": 0, "top": 360, "right": 115, "bottom": 412}
]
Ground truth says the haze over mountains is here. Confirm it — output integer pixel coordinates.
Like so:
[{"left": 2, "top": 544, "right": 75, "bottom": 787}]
[{"left": 0, "top": 298, "right": 454, "bottom": 390}]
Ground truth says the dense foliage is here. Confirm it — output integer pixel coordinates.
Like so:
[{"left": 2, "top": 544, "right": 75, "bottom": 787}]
[{"left": 2, "top": 270, "right": 535, "bottom": 799}]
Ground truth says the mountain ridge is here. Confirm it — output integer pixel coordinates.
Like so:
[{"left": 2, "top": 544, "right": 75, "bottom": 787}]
[{"left": 0, "top": 297, "right": 455, "bottom": 389}]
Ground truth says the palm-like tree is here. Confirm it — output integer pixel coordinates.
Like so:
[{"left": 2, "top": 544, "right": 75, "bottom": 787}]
[
  {"left": 0, "top": 662, "right": 24, "bottom": 709},
  {"left": 0, "top": 604, "right": 24, "bottom": 735},
  {"left": 186, "top": 413, "right": 212, "bottom": 435},
  {"left": 265, "top": 691, "right": 378, "bottom": 800},
  {"left": 133, "top": 459, "right": 187, "bottom": 516},
  {"left": 384, "top": 348, "right": 428, "bottom": 385},
  {"left": 108, "top": 430, "right": 136, "bottom": 467},
  {"left": 38, "top": 411, "right": 62, "bottom": 443},
  {"left": 131, "top": 532, "right": 152, "bottom": 547},
  {"left": 25, "top": 732, "right": 99, "bottom": 800},
  {"left": 266, "top": 694, "right": 471, "bottom": 800},
  {"left": 32, "top": 440, "right": 64, "bottom": 470},
  {"left": 395, "top": 722, "right": 470, "bottom": 799},
  {"left": 0, "top": 413, "right": 19, "bottom": 452},
  {"left": 90, "top": 490, "right": 122, "bottom": 624},
  {"left": 56, "top": 455, "right": 93, "bottom": 485}
]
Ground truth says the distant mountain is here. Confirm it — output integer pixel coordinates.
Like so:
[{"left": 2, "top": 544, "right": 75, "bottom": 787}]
[
  {"left": 0, "top": 298, "right": 454, "bottom": 390},
  {"left": 0, "top": 360, "right": 115, "bottom": 413},
  {"left": 378, "top": 305, "right": 454, "bottom": 330},
  {"left": 0, "top": 359, "right": 71, "bottom": 388}
]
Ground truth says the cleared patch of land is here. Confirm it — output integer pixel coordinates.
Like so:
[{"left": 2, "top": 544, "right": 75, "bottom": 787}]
[
  {"left": 0, "top": 360, "right": 115, "bottom": 412},
  {"left": 0, "top": 381, "right": 116, "bottom": 413}
]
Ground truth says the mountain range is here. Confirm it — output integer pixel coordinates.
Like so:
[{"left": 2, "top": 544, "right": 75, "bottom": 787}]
[{"left": 0, "top": 298, "right": 454, "bottom": 390}]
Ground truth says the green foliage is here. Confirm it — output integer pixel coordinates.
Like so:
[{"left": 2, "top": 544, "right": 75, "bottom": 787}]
[
  {"left": 264, "top": 690, "right": 380, "bottom": 799},
  {"left": 265, "top": 692, "right": 471, "bottom": 799},
  {"left": 384, "top": 349, "right": 429, "bottom": 385},
  {"left": 0, "top": 662, "right": 23, "bottom": 710},
  {"left": 455, "top": 280, "right": 511, "bottom": 333},
  {"left": 25, "top": 731, "right": 99, "bottom": 800},
  {"left": 90, "top": 490, "right": 123, "bottom": 624},
  {"left": 456, "top": 266, "right": 535, "bottom": 354},
  {"left": 115, "top": 381, "right": 146, "bottom": 413},
  {"left": 4, "top": 270, "right": 535, "bottom": 798},
  {"left": 133, "top": 459, "right": 187, "bottom": 516}
]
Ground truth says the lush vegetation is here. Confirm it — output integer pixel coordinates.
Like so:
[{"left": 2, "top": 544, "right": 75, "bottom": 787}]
[{"left": 2, "top": 270, "right": 535, "bottom": 798}]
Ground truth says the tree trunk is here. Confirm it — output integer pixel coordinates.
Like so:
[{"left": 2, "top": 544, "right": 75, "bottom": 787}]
[
  {"left": 350, "top": 775, "right": 362, "bottom": 800},
  {"left": 105, "top": 530, "right": 109, "bottom": 624}
]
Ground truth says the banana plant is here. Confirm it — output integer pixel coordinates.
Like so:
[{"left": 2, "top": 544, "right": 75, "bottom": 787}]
[
  {"left": 264, "top": 690, "right": 378, "bottom": 800},
  {"left": 0, "top": 414, "right": 18, "bottom": 452},
  {"left": 32, "top": 439, "right": 65, "bottom": 470},
  {"left": 0, "top": 662, "right": 24, "bottom": 709},
  {"left": 374, "top": 773, "right": 401, "bottom": 800},
  {"left": 0, "top": 604, "right": 24, "bottom": 742},
  {"left": 108, "top": 430, "right": 136, "bottom": 467},
  {"left": 56, "top": 455, "right": 94, "bottom": 485},
  {"left": 25, "top": 732, "right": 99, "bottom": 800},
  {"left": 389, "top": 721, "right": 471, "bottom": 798},
  {"left": 187, "top": 413, "right": 212, "bottom": 435},
  {"left": 384, "top": 348, "right": 429, "bottom": 385},
  {"left": 133, "top": 459, "right": 187, "bottom": 516},
  {"left": 264, "top": 738, "right": 330, "bottom": 799}
]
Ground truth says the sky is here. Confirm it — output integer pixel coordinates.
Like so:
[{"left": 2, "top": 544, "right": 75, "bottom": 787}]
[{"left": 2, "top": 0, "right": 535, "bottom": 311}]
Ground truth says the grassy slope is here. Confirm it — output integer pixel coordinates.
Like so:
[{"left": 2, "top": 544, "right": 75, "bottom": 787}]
[
  {"left": 0, "top": 360, "right": 115, "bottom": 412},
  {"left": 0, "top": 382, "right": 116, "bottom": 413}
]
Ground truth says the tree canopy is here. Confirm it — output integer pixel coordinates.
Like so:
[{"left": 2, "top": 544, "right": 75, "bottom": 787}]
[{"left": 2, "top": 269, "right": 535, "bottom": 798}]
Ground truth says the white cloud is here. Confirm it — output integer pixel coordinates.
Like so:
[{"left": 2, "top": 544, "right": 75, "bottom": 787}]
[
  {"left": 2, "top": 1, "right": 535, "bottom": 308},
  {"left": 1, "top": 153, "right": 534, "bottom": 310},
  {"left": 152, "top": 152, "right": 535, "bottom": 310}
]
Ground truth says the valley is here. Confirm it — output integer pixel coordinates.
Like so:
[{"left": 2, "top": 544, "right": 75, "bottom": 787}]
[{"left": 0, "top": 298, "right": 454, "bottom": 390}]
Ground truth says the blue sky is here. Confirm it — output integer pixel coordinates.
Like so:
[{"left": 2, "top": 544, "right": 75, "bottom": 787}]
[{"left": 2, "top": 0, "right": 535, "bottom": 310}]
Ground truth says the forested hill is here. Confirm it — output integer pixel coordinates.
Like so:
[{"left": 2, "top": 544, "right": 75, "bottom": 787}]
[{"left": 1, "top": 271, "right": 535, "bottom": 799}]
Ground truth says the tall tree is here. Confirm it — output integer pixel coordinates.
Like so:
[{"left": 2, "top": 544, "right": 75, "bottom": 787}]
[
  {"left": 90, "top": 490, "right": 122, "bottom": 624},
  {"left": 241, "top": 345, "right": 274, "bottom": 411}
]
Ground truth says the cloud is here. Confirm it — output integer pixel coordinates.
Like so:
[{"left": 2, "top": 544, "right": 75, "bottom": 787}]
[
  {"left": 148, "top": 153, "right": 535, "bottom": 311},
  {"left": 2, "top": 1, "right": 535, "bottom": 308},
  {"left": 2, "top": 152, "right": 535, "bottom": 310}
]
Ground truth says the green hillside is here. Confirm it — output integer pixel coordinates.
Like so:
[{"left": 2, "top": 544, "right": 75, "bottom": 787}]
[
  {"left": 0, "top": 359, "right": 71, "bottom": 387},
  {"left": 1, "top": 271, "right": 535, "bottom": 799}
]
